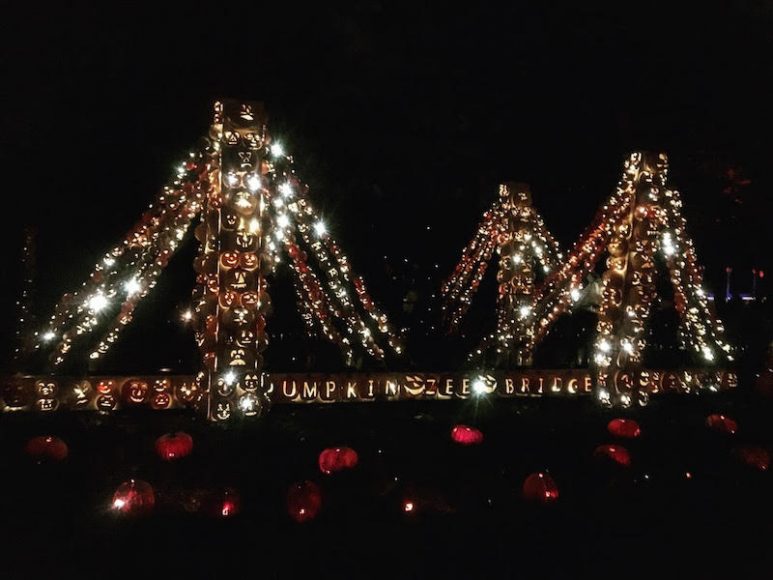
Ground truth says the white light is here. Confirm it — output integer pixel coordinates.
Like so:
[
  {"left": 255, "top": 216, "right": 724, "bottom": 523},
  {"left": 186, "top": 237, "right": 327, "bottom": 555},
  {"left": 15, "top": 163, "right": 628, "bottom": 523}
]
[
  {"left": 87, "top": 293, "right": 109, "bottom": 312},
  {"left": 223, "top": 371, "right": 237, "bottom": 386},
  {"left": 362, "top": 327, "right": 371, "bottom": 338},
  {"left": 621, "top": 339, "right": 634, "bottom": 354},
  {"left": 271, "top": 142, "right": 285, "bottom": 158},
  {"left": 702, "top": 346, "right": 715, "bottom": 362},
  {"left": 661, "top": 232, "right": 676, "bottom": 257},
  {"left": 124, "top": 277, "right": 141, "bottom": 297},
  {"left": 103, "top": 256, "right": 116, "bottom": 268},
  {"left": 570, "top": 288, "right": 581, "bottom": 302},
  {"left": 112, "top": 498, "right": 126, "bottom": 510},
  {"left": 598, "top": 339, "right": 611, "bottom": 353},
  {"left": 512, "top": 254, "right": 523, "bottom": 265},
  {"left": 225, "top": 173, "right": 239, "bottom": 187},
  {"left": 314, "top": 220, "right": 327, "bottom": 237},
  {"left": 181, "top": 310, "right": 193, "bottom": 322},
  {"left": 519, "top": 305, "right": 531, "bottom": 318},
  {"left": 273, "top": 196, "right": 284, "bottom": 208},
  {"left": 472, "top": 377, "right": 488, "bottom": 396},
  {"left": 249, "top": 218, "right": 260, "bottom": 234},
  {"left": 246, "top": 174, "right": 261, "bottom": 192},
  {"left": 41, "top": 331, "right": 56, "bottom": 342},
  {"left": 276, "top": 214, "right": 290, "bottom": 229},
  {"left": 279, "top": 182, "right": 293, "bottom": 198}
]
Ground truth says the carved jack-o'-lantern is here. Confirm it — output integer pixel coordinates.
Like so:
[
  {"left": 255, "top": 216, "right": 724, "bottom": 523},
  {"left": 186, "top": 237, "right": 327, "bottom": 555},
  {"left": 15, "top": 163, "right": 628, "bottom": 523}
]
[
  {"left": 97, "top": 380, "right": 116, "bottom": 395},
  {"left": 205, "top": 274, "right": 219, "bottom": 294},
  {"left": 222, "top": 210, "right": 239, "bottom": 230},
  {"left": 96, "top": 394, "right": 117, "bottom": 413},
  {"left": 240, "top": 252, "right": 258, "bottom": 271},
  {"left": 228, "top": 307, "right": 253, "bottom": 328},
  {"left": 227, "top": 348, "right": 247, "bottom": 366},
  {"left": 233, "top": 192, "right": 258, "bottom": 215},
  {"left": 69, "top": 381, "right": 92, "bottom": 408},
  {"left": 122, "top": 379, "right": 149, "bottom": 405},
  {"left": 35, "top": 380, "right": 58, "bottom": 398},
  {"left": 214, "top": 400, "right": 232, "bottom": 421},
  {"left": 220, "top": 252, "right": 240, "bottom": 269},
  {"left": 175, "top": 381, "right": 199, "bottom": 405},
  {"left": 318, "top": 447, "right": 359, "bottom": 474},
  {"left": 236, "top": 232, "right": 256, "bottom": 251},
  {"left": 219, "top": 291, "right": 237, "bottom": 309},
  {"left": 235, "top": 329, "right": 255, "bottom": 347},
  {"left": 35, "top": 397, "right": 59, "bottom": 412},
  {"left": 216, "top": 377, "right": 236, "bottom": 397},
  {"left": 242, "top": 373, "right": 261, "bottom": 391},
  {"left": 241, "top": 291, "right": 259, "bottom": 309},
  {"left": 153, "top": 379, "right": 170, "bottom": 393},
  {"left": 151, "top": 392, "right": 172, "bottom": 410},
  {"left": 226, "top": 268, "right": 249, "bottom": 291}
]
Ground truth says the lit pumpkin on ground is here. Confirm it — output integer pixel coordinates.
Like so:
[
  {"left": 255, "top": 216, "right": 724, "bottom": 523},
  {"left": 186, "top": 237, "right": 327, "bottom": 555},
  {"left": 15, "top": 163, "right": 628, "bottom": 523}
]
[
  {"left": 522, "top": 472, "right": 559, "bottom": 503},
  {"left": 287, "top": 481, "right": 322, "bottom": 523},
  {"left": 733, "top": 446, "right": 770, "bottom": 471},
  {"left": 24, "top": 436, "right": 68, "bottom": 462},
  {"left": 318, "top": 446, "right": 359, "bottom": 475},
  {"left": 593, "top": 444, "right": 632, "bottom": 467},
  {"left": 706, "top": 414, "right": 738, "bottom": 435},
  {"left": 155, "top": 432, "right": 194, "bottom": 461},
  {"left": 203, "top": 487, "right": 241, "bottom": 518},
  {"left": 111, "top": 479, "right": 155, "bottom": 516},
  {"left": 607, "top": 418, "right": 641, "bottom": 439},
  {"left": 451, "top": 424, "right": 484, "bottom": 445}
]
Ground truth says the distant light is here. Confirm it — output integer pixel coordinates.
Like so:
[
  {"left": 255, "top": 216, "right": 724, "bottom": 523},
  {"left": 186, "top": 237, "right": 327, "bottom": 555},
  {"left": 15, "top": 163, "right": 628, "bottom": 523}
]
[
  {"left": 512, "top": 254, "right": 523, "bottom": 265},
  {"left": 246, "top": 174, "right": 261, "bottom": 192},
  {"left": 314, "top": 220, "right": 327, "bottom": 237},
  {"left": 621, "top": 340, "right": 634, "bottom": 354},
  {"left": 519, "top": 305, "right": 531, "bottom": 318},
  {"left": 223, "top": 371, "right": 237, "bottom": 386},
  {"left": 403, "top": 500, "right": 415, "bottom": 513},
  {"left": 271, "top": 142, "right": 285, "bottom": 158},
  {"left": 276, "top": 214, "right": 290, "bottom": 229},
  {"left": 87, "top": 293, "right": 109, "bottom": 312},
  {"left": 598, "top": 339, "right": 611, "bottom": 353},
  {"left": 41, "top": 330, "right": 56, "bottom": 342},
  {"left": 279, "top": 182, "right": 294, "bottom": 198},
  {"left": 181, "top": 310, "right": 193, "bottom": 322},
  {"left": 124, "top": 277, "right": 141, "bottom": 297},
  {"left": 249, "top": 218, "right": 260, "bottom": 234},
  {"left": 570, "top": 287, "right": 581, "bottom": 302},
  {"left": 702, "top": 346, "right": 715, "bottom": 362},
  {"left": 103, "top": 256, "right": 116, "bottom": 268},
  {"left": 273, "top": 196, "right": 284, "bottom": 208}
]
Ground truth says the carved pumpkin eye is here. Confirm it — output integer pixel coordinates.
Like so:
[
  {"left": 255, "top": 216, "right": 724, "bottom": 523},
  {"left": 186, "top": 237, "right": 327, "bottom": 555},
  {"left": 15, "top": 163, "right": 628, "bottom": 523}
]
[
  {"left": 236, "top": 232, "right": 256, "bottom": 250},
  {"left": 226, "top": 268, "right": 250, "bottom": 291}
]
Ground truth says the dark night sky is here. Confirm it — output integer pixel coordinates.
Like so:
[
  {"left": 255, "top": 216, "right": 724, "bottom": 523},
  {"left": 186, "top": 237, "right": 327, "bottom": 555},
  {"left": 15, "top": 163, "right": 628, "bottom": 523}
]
[{"left": 1, "top": 1, "right": 771, "bottom": 371}]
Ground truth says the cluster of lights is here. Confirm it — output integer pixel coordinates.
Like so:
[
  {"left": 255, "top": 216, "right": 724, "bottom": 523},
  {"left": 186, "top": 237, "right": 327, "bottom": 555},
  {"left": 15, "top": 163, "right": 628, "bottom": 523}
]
[
  {"left": 40, "top": 152, "right": 207, "bottom": 365},
  {"left": 442, "top": 183, "right": 562, "bottom": 366},
  {"left": 192, "top": 100, "right": 402, "bottom": 421}
]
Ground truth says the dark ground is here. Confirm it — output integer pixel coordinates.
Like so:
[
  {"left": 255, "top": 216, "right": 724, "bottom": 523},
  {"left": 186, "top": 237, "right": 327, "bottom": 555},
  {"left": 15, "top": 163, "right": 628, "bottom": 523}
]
[{"left": 1, "top": 388, "right": 772, "bottom": 579}]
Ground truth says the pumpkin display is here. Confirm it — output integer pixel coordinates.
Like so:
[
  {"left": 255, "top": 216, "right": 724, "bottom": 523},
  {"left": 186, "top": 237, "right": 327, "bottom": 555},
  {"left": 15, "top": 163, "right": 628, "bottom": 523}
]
[
  {"left": 607, "top": 418, "right": 641, "bottom": 439},
  {"left": 155, "top": 432, "right": 194, "bottom": 461},
  {"left": 287, "top": 480, "right": 322, "bottom": 523},
  {"left": 705, "top": 414, "right": 738, "bottom": 435},
  {"left": 594, "top": 444, "right": 632, "bottom": 467},
  {"left": 111, "top": 479, "right": 155, "bottom": 516},
  {"left": 450, "top": 424, "right": 484, "bottom": 445},
  {"left": 24, "top": 435, "right": 69, "bottom": 462},
  {"left": 318, "top": 447, "right": 359, "bottom": 475},
  {"left": 522, "top": 472, "right": 559, "bottom": 503}
]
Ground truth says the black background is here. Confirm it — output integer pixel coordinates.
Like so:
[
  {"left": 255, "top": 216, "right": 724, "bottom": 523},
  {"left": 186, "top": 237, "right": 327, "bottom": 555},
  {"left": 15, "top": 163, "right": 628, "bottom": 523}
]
[{"left": 1, "top": 1, "right": 771, "bottom": 371}]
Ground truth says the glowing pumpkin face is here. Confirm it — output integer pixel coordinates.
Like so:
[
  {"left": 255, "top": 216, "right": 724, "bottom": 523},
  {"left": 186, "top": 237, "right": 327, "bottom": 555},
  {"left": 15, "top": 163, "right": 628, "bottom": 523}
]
[
  {"left": 235, "top": 329, "right": 255, "bottom": 347},
  {"left": 123, "top": 379, "right": 149, "bottom": 405},
  {"left": 236, "top": 232, "right": 256, "bottom": 251},
  {"left": 240, "top": 252, "right": 258, "bottom": 270},
  {"left": 220, "top": 252, "right": 240, "bottom": 269},
  {"left": 97, "top": 380, "right": 115, "bottom": 395},
  {"left": 242, "top": 373, "right": 260, "bottom": 391},
  {"left": 214, "top": 400, "right": 232, "bottom": 421},
  {"left": 241, "top": 291, "right": 259, "bottom": 309},
  {"left": 35, "top": 380, "right": 58, "bottom": 398},
  {"left": 219, "top": 291, "right": 237, "bottom": 309},
  {"left": 151, "top": 392, "right": 172, "bottom": 410},
  {"left": 175, "top": 381, "right": 199, "bottom": 405},
  {"left": 226, "top": 268, "right": 249, "bottom": 291},
  {"left": 96, "top": 394, "right": 117, "bottom": 413}
]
